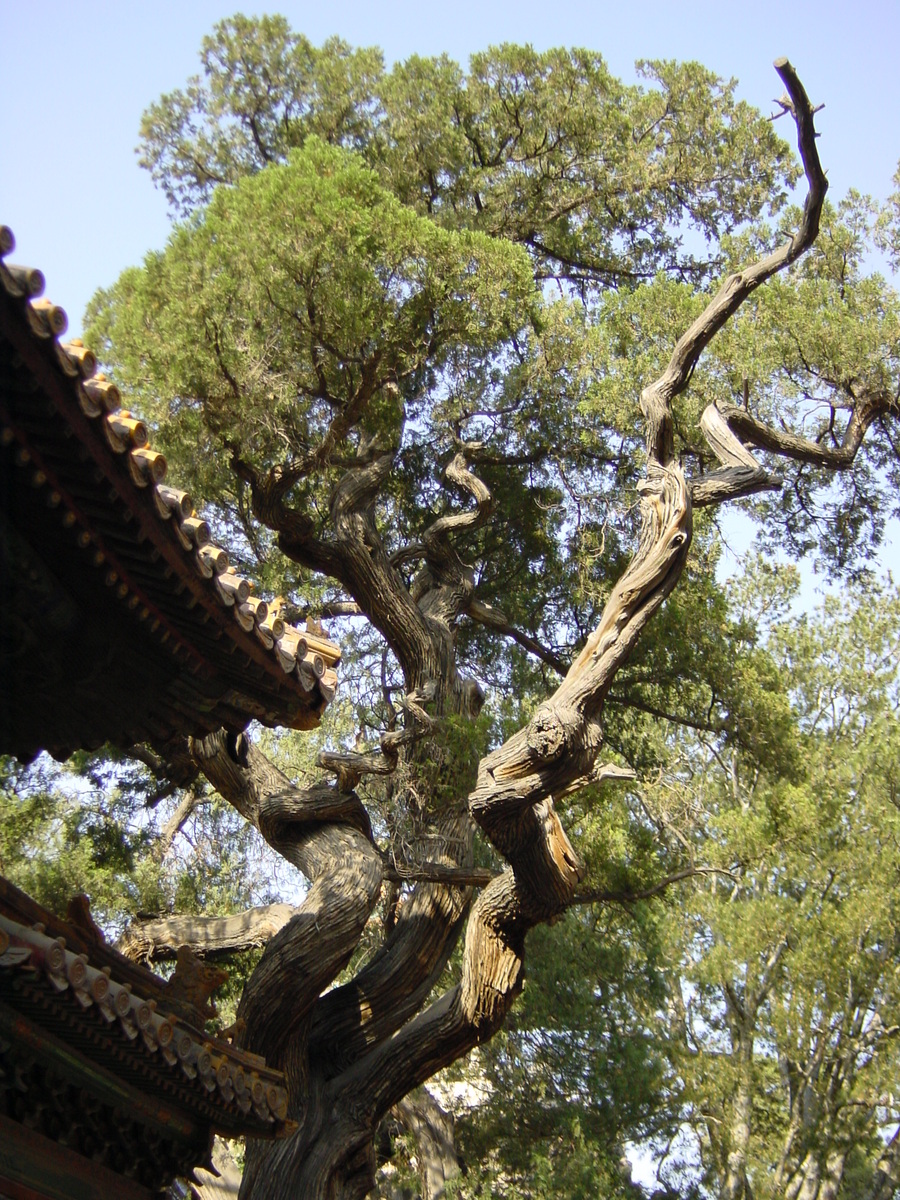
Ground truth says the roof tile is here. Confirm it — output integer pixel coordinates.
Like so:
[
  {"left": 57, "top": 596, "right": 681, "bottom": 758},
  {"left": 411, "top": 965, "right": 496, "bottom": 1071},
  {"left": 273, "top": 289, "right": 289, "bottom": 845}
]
[{"left": 1, "top": 225, "right": 340, "bottom": 759}]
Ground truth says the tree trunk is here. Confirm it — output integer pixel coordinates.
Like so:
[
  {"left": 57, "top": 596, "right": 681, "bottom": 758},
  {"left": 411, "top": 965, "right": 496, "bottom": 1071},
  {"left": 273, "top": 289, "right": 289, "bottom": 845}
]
[
  {"left": 722, "top": 1073, "right": 753, "bottom": 1200},
  {"left": 394, "top": 1089, "right": 460, "bottom": 1200},
  {"left": 863, "top": 1125, "right": 900, "bottom": 1200},
  {"left": 818, "top": 1149, "right": 848, "bottom": 1200}
]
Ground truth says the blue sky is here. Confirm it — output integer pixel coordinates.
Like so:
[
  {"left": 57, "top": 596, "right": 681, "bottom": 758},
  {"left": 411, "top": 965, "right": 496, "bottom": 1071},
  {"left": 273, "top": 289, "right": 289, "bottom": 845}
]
[{"left": 4, "top": 0, "right": 899, "bottom": 335}]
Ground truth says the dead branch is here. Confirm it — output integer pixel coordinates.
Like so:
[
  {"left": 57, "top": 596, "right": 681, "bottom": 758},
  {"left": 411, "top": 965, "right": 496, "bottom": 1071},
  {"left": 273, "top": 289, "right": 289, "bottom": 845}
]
[
  {"left": 382, "top": 858, "right": 496, "bottom": 887},
  {"left": 643, "top": 57, "right": 827, "bottom": 472},
  {"left": 466, "top": 597, "right": 568, "bottom": 674},
  {"left": 716, "top": 389, "right": 898, "bottom": 469},
  {"left": 117, "top": 903, "right": 300, "bottom": 963},
  {"left": 156, "top": 789, "right": 204, "bottom": 859}
]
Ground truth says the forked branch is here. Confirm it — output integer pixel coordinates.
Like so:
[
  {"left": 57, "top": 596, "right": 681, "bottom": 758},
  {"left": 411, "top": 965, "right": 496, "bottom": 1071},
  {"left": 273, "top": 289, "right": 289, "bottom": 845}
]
[
  {"left": 309, "top": 812, "right": 475, "bottom": 1077},
  {"left": 644, "top": 57, "right": 827, "bottom": 469}
]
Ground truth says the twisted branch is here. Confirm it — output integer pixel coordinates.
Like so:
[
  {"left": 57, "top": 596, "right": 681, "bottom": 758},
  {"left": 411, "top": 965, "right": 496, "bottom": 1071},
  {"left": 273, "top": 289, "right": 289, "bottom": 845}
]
[
  {"left": 190, "top": 730, "right": 383, "bottom": 1066},
  {"left": 421, "top": 450, "right": 494, "bottom": 560},
  {"left": 716, "top": 390, "right": 898, "bottom": 470}
]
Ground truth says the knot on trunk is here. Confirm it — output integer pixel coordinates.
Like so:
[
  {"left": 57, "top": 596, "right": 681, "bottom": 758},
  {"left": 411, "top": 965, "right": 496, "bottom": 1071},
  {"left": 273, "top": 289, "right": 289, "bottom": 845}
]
[{"left": 526, "top": 705, "right": 576, "bottom": 763}]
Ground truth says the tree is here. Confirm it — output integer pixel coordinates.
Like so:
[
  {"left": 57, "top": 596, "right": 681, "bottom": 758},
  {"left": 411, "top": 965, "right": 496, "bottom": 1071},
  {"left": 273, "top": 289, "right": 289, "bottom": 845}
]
[
  {"left": 79, "top": 17, "right": 900, "bottom": 1198},
  {"left": 638, "top": 569, "right": 900, "bottom": 1200}
]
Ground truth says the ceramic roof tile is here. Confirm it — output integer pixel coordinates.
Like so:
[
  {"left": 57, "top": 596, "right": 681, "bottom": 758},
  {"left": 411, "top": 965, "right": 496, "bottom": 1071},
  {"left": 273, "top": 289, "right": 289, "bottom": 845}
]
[
  {"left": 0, "top": 876, "right": 294, "bottom": 1161},
  {"left": 0, "top": 225, "right": 341, "bottom": 760}
]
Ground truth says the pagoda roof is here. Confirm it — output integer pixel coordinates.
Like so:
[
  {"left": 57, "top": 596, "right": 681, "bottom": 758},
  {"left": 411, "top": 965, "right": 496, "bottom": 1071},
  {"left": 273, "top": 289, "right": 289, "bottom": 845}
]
[
  {"left": 0, "top": 225, "right": 339, "bottom": 761},
  {"left": 0, "top": 875, "right": 292, "bottom": 1195}
]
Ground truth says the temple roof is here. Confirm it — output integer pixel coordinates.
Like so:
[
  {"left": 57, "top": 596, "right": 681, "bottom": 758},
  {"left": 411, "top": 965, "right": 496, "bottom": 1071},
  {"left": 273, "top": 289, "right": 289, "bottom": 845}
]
[
  {"left": 0, "top": 876, "right": 293, "bottom": 1194},
  {"left": 0, "top": 225, "right": 339, "bottom": 762}
]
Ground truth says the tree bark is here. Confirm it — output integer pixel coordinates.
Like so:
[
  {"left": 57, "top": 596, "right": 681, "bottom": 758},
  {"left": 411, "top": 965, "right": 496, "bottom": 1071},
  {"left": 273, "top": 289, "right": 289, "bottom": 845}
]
[
  {"left": 117, "top": 903, "right": 299, "bottom": 962},
  {"left": 394, "top": 1089, "right": 460, "bottom": 1200}
]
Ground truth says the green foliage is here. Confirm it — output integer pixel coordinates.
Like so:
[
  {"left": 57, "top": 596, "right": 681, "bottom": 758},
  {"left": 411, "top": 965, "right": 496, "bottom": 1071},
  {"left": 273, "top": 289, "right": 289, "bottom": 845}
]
[
  {"left": 446, "top": 570, "right": 900, "bottom": 1198},
  {"left": 450, "top": 907, "right": 668, "bottom": 1198},
  {"left": 876, "top": 162, "right": 900, "bottom": 271},
  {"left": 645, "top": 574, "right": 900, "bottom": 1198},
  {"left": 416, "top": 712, "right": 493, "bottom": 815},
  {"left": 88, "top": 137, "right": 534, "bottom": 520},
  {"left": 0, "top": 745, "right": 290, "bottom": 940},
  {"left": 90, "top": 21, "right": 900, "bottom": 640},
  {"left": 140, "top": 18, "right": 795, "bottom": 290},
  {"left": 139, "top": 15, "right": 385, "bottom": 217},
  {"left": 0, "top": 755, "right": 159, "bottom": 928}
]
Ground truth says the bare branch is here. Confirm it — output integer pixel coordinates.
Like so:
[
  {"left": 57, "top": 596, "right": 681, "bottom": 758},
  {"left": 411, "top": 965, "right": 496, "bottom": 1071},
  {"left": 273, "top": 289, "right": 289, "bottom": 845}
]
[
  {"left": 643, "top": 57, "right": 827, "bottom": 468},
  {"left": 317, "top": 718, "right": 430, "bottom": 790},
  {"left": 318, "top": 599, "right": 364, "bottom": 618},
  {"left": 134, "top": 735, "right": 202, "bottom": 804},
  {"left": 574, "top": 866, "right": 736, "bottom": 907},
  {"left": 330, "top": 440, "right": 396, "bottom": 522},
  {"left": 157, "top": 789, "right": 203, "bottom": 859},
  {"left": 317, "top": 748, "right": 395, "bottom": 779},
  {"left": 606, "top": 689, "right": 729, "bottom": 735},
  {"left": 402, "top": 450, "right": 498, "bottom": 632},
  {"left": 466, "top": 597, "right": 568, "bottom": 674},
  {"left": 716, "top": 389, "right": 898, "bottom": 471},
  {"left": 690, "top": 404, "right": 784, "bottom": 505},
  {"left": 313, "top": 440, "right": 440, "bottom": 678},
  {"left": 382, "top": 858, "right": 497, "bottom": 887},
  {"left": 117, "top": 903, "right": 299, "bottom": 963},
  {"left": 290, "top": 359, "right": 385, "bottom": 482},
  {"left": 691, "top": 464, "right": 784, "bottom": 508}
]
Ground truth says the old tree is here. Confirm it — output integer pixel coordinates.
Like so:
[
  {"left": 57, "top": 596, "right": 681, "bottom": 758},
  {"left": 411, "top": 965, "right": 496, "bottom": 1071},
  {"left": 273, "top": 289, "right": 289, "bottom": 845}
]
[{"left": 30, "top": 15, "right": 898, "bottom": 1199}]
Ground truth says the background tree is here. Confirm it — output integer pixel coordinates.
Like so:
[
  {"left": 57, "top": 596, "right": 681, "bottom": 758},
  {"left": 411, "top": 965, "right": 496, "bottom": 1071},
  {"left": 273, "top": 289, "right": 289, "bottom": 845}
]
[
  {"left": 631, "top": 569, "right": 900, "bottom": 1200},
  {"left": 43, "top": 15, "right": 898, "bottom": 1198}
]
